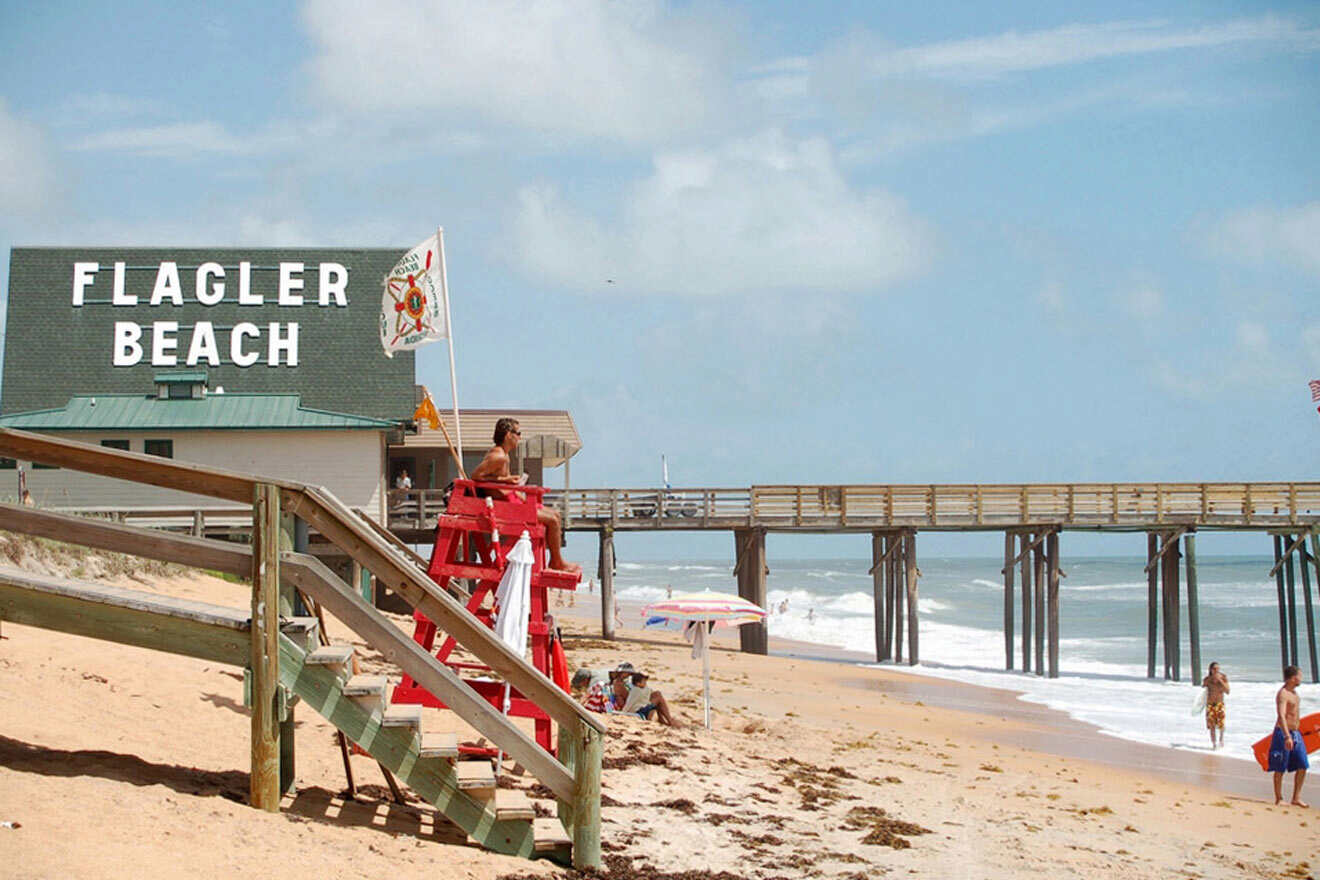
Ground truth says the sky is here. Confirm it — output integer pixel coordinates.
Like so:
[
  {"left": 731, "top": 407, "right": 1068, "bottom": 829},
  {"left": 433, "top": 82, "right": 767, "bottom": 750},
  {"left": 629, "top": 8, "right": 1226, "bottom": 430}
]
[{"left": 1, "top": 1, "right": 1318, "bottom": 560}]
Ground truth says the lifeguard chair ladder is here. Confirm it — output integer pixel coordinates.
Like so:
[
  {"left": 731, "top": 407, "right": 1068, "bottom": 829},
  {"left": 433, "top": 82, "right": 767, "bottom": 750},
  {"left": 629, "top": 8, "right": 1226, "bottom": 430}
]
[{"left": 390, "top": 479, "right": 579, "bottom": 754}]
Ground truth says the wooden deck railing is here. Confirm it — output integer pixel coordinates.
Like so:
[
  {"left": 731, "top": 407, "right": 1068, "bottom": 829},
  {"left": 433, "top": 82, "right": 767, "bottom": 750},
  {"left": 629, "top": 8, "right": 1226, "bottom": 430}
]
[{"left": 517, "top": 482, "right": 1320, "bottom": 531}]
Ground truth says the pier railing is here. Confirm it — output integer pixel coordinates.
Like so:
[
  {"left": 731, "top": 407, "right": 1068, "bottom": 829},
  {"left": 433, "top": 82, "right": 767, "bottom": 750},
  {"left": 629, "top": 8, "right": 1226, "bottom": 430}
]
[{"left": 525, "top": 482, "right": 1320, "bottom": 531}]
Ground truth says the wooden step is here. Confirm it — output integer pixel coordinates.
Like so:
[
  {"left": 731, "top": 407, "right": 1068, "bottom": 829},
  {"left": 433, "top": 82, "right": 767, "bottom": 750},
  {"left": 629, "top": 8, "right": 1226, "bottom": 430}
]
[
  {"left": 533, "top": 817, "right": 571, "bottom": 854},
  {"left": 381, "top": 704, "right": 423, "bottom": 729},
  {"left": 419, "top": 731, "right": 459, "bottom": 759},
  {"left": 304, "top": 644, "right": 355, "bottom": 669},
  {"left": 280, "top": 616, "right": 320, "bottom": 648},
  {"left": 494, "top": 789, "right": 535, "bottom": 821},
  {"left": 455, "top": 759, "right": 496, "bottom": 792},
  {"left": 342, "top": 674, "right": 388, "bottom": 697}
]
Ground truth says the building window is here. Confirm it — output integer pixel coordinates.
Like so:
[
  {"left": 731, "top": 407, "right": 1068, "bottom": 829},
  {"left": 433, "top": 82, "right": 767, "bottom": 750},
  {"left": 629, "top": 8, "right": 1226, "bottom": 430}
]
[
  {"left": 167, "top": 383, "right": 192, "bottom": 400},
  {"left": 32, "top": 461, "right": 59, "bottom": 469},
  {"left": 100, "top": 439, "right": 130, "bottom": 451},
  {"left": 0, "top": 458, "right": 15, "bottom": 470},
  {"left": 144, "top": 439, "right": 173, "bottom": 458}
]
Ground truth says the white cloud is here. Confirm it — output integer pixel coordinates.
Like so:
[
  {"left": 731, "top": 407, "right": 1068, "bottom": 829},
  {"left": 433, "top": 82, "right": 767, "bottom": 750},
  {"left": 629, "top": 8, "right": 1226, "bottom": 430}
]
[
  {"left": 0, "top": 99, "right": 58, "bottom": 217},
  {"left": 1205, "top": 202, "right": 1320, "bottom": 277},
  {"left": 303, "top": 0, "right": 731, "bottom": 145},
  {"left": 72, "top": 121, "right": 268, "bottom": 157},
  {"left": 509, "top": 130, "right": 933, "bottom": 296},
  {"left": 864, "top": 16, "right": 1319, "bottom": 81}
]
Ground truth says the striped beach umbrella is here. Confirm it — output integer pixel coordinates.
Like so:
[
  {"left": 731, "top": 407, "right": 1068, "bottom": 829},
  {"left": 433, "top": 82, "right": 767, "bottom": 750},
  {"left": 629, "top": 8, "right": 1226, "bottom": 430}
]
[{"left": 644, "top": 590, "right": 767, "bottom": 729}]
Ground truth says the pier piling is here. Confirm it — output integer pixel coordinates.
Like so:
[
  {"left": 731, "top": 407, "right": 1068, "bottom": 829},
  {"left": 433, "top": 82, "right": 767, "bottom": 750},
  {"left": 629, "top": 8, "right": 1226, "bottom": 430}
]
[
  {"left": 1274, "top": 535, "right": 1289, "bottom": 672},
  {"left": 1285, "top": 537, "right": 1300, "bottom": 668},
  {"left": 1047, "top": 530, "right": 1060, "bottom": 679},
  {"left": 905, "top": 530, "right": 919, "bottom": 666},
  {"left": 1147, "top": 533, "right": 1158, "bottom": 679},
  {"left": 1185, "top": 533, "right": 1201, "bottom": 684},
  {"left": 1021, "top": 533, "right": 1031, "bottom": 673},
  {"left": 1304, "top": 535, "right": 1320, "bottom": 683},
  {"left": 1033, "top": 533, "right": 1045, "bottom": 676},
  {"left": 871, "top": 532, "right": 886, "bottom": 663},
  {"left": 599, "top": 527, "right": 615, "bottom": 641},
  {"left": 1003, "top": 532, "right": 1015, "bottom": 671},
  {"left": 733, "top": 528, "right": 768, "bottom": 655}
]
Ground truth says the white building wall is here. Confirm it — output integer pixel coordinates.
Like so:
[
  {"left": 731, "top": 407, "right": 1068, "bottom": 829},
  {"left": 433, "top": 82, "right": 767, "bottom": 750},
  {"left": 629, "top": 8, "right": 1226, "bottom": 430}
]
[{"left": 12, "top": 430, "right": 387, "bottom": 523}]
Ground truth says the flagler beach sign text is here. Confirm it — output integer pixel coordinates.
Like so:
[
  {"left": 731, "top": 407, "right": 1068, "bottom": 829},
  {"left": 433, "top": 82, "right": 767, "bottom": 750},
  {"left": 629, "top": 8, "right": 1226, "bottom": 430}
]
[{"left": 70, "top": 260, "right": 350, "bottom": 368}]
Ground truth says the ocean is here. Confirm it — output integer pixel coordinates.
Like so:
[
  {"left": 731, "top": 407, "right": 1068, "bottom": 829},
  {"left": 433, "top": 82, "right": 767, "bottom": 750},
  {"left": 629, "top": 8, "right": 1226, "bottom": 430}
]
[{"left": 607, "top": 555, "right": 1320, "bottom": 761}]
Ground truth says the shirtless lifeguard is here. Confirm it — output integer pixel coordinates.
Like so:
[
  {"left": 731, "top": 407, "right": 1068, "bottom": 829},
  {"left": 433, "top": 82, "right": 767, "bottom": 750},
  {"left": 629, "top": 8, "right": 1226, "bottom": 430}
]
[
  {"left": 1268, "top": 664, "right": 1308, "bottom": 807},
  {"left": 470, "top": 417, "right": 581, "bottom": 576}
]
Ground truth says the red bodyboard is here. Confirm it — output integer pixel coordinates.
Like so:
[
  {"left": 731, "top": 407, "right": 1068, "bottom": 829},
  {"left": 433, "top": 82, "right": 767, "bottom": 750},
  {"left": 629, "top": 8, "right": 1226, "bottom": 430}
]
[{"left": 1252, "top": 712, "right": 1320, "bottom": 771}]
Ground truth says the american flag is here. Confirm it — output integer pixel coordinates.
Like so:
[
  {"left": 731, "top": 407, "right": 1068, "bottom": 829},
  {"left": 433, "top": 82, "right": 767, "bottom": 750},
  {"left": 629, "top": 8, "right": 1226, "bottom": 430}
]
[{"left": 1311, "top": 379, "right": 1320, "bottom": 402}]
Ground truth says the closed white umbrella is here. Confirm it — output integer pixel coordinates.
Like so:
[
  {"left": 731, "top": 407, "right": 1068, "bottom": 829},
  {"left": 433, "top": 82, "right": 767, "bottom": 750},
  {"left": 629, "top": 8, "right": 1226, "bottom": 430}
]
[
  {"left": 492, "top": 531, "right": 534, "bottom": 769},
  {"left": 643, "top": 590, "right": 767, "bottom": 729}
]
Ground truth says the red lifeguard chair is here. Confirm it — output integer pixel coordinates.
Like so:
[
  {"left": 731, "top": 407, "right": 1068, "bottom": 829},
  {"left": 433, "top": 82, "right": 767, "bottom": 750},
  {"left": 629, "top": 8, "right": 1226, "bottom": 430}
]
[{"left": 390, "top": 479, "right": 579, "bottom": 754}]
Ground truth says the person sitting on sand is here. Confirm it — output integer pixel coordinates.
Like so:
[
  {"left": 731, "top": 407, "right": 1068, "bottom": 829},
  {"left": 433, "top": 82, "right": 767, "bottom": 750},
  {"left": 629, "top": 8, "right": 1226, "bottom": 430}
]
[
  {"left": 571, "top": 668, "right": 612, "bottom": 714},
  {"left": 1268, "top": 664, "right": 1308, "bottom": 807},
  {"left": 617, "top": 670, "right": 678, "bottom": 727},
  {"left": 470, "top": 417, "right": 580, "bottom": 575},
  {"left": 1202, "top": 661, "right": 1230, "bottom": 749}
]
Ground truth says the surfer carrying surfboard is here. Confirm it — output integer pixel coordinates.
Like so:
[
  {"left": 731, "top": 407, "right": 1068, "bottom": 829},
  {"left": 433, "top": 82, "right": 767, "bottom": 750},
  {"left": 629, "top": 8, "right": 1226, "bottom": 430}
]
[
  {"left": 1269, "top": 665, "right": 1308, "bottom": 807},
  {"left": 1201, "top": 662, "right": 1230, "bottom": 749}
]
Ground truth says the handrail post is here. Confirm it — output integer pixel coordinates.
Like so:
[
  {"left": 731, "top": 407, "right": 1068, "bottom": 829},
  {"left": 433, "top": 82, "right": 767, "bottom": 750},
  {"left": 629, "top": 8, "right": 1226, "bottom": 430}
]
[
  {"left": 571, "top": 720, "right": 603, "bottom": 869},
  {"left": 249, "top": 482, "right": 281, "bottom": 811}
]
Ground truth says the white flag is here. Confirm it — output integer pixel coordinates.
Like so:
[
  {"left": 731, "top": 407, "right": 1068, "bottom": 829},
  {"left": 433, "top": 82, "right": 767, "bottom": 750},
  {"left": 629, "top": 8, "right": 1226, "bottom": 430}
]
[{"left": 380, "top": 234, "right": 448, "bottom": 357}]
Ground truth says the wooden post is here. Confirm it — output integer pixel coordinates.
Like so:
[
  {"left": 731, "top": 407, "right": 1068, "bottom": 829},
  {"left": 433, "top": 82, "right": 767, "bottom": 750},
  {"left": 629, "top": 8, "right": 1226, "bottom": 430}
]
[
  {"left": 249, "top": 483, "right": 281, "bottom": 812},
  {"left": 1275, "top": 535, "right": 1290, "bottom": 673},
  {"left": 734, "top": 528, "right": 768, "bottom": 655},
  {"left": 1047, "top": 530, "right": 1060, "bottom": 678},
  {"left": 1307, "top": 535, "right": 1320, "bottom": 683},
  {"left": 905, "top": 530, "right": 919, "bottom": 666},
  {"left": 599, "top": 527, "right": 615, "bottom": 641},
  {"left": 1185, "top": 533, "right": 1201, "bottom": 685},
  {"left": 571, "top": 722, "right": 603, "bottom": 870},
  {"left": 1163, "top": 534, "right": 1181, "bottom": 681},
  {"left": 1298, "top": 538, "right": 1318, "bottom": 683},
  {"left": 1147, "top": 533, "right": 1158, "bottom": 679},
  {"left": 893, "top": 538, "right": 904, "bottom": 664},
  {"left": 1020, "top": 533, "right": 1031, "bottom": 672},
  {"left": 1033, "top": 533, "right": 1045, "bottom": 676},
  {"left": 191, "top": 509, "right": 204, "bottom": 537},
  {"left": 1285, "top": 536, "right": 1300, "bottom": 668},
  {"left": 871, "top": 532, "right": 886, "bottom": 663},
  {"left": 1004, "top": 532, "right": 1015, "bottom": 671},
  {"left": 885, "top": 536, "right": 897, "bottom": 661}
]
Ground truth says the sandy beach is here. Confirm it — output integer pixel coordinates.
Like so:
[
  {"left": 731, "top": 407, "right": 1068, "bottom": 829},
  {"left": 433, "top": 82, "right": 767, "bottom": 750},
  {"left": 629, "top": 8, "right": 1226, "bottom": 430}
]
[{"left": 1, "top": 551, "right": 1315, "bottom": 880}]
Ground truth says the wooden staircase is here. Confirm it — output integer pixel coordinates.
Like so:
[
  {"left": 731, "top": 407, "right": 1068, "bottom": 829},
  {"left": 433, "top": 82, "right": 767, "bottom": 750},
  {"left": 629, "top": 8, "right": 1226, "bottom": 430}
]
[
  {"left": 279, "top": 627, "right": 561, "bottom": 858},
  {"left": 0, "top": 427, "right": 604, "bottom": 868}
]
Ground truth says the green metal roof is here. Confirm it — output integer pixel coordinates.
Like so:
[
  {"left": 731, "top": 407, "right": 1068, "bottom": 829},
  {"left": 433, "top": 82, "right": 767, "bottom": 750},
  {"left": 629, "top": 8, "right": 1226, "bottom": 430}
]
[{"left": 0, "top": 393, "right": 396, "bottom": 431}]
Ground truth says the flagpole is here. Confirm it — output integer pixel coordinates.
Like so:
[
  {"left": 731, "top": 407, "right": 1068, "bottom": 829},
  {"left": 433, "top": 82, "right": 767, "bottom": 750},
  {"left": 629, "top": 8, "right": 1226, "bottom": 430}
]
[{"left": 437, "top": 227, "right": 463, "bottom": 465}]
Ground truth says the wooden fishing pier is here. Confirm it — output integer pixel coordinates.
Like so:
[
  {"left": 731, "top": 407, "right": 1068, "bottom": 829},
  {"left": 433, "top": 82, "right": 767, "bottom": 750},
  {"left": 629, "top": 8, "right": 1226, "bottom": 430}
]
[{"left": 391, "top": 480, "right": 1320, "bottom": 683}]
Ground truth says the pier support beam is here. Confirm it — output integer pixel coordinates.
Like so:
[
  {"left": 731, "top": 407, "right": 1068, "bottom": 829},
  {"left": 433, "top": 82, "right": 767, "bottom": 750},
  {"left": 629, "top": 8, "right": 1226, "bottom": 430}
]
[
  {"left": 1298, "top": 533, "right": 1320, "bottom": 686},
  {"left": 893, "top": 535, "right": 905, "bottom": 664},
  {"left": 598, "top": 527, "right": 615, "bottom": 641},
  {"left": 1185, "top": 533, "right": 1201, "bottom": 685},
  {"left": 1047, "top": 530, "right": 1060, "bottom": 679},
  {"left": 1003, "top": 532, "right": 1015, "bottom": 671},
  {"left": 1285, "top": 538, "right": 1300, "bottom": 669},
  {"left": 884, "top": 535, "right": 896, "bottom": 661},
  {"left": 905, "top": 530, "right": 919, "bottom": 666},
  {"left": 733, "top": 528, "right": 768, "bottom": 655},
  {"left": 1162, "top": 533, "right": 1181, "bottom": 681},
  {"left": 871, "top": 533, "right": 886, "bottom": 663},
  {"left": 1147, "top": 533, "right": 1158, "bottom": 679},
  {"left": 1033, "top": 533, "right": 1045, "bottom": 676},
  {"left": 1274, "top": 535, "right": 1290, "bottom": 673},
  {"left": 1020, "top": 533, "right": 1032, "bottom": 673},
  {"left": 1306, "top": 535, "right": 1320, "bottom": 683}
]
